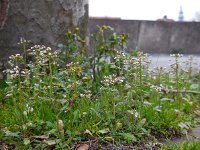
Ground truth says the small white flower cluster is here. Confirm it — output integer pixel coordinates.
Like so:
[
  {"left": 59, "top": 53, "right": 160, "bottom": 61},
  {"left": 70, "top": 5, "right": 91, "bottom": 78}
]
[
  {"left": 101, "top": 74, "right": 125, "bottom": 86},
  {"left": 6, "top": 66, "right": 31, "bottom": 80},
  {"left": 150, "top": 84, "right": 165, "bottom": 92},
  {"left": 52, "top": 50, "right": 61, "bottom": 59},
  {"left": 7, "top": 54, "right": 24, "bottom": 68},
  {"left": 6, "top": 45, "right": 60, "bottom": 81},
  {"left": 113, "top": 51, "right": 126, "bottom": 66},
  {"left": 80, "top": 90, "right": 92, "bottom": 99},
  {"left": 125, "top": 83, "right": 132, "bottom": 89},
  {"left": 23, "top": 104, "right": 34, "bottom": 117},
  {"left": 39, "top": 47, "right": 52, "bottom": 57},
  {"left": 22, "top": 122, "right": 34, "bottom": 130},
  {"left": 20, "top": 69, "right": 31, "bottom": 78},
  {"left": 5, "top": 89, "right": 13, "bottom": 98},
  {"left": 27, "top": 45, "right": 52, "bottom": 65},
  {"left": 17, "top": 37, "right": 30, "bottom": 45},
  {"left": 170, "top": 54, "right": 183, "bottom": 57},
  {"left": 9, "top": 54, "right": 23, "bottom": 61},
  {"left": 67, "top": 80, "right": 82, "bottom": 89},
  {"left": 28, "top": 45, "right": 50, "bottom": 53},
  {"left": 124, "top": 54, "right": 150, "bottom": 68},
  {"left": 10, "top": 65, "right": 20, "bottom": 75},
  {"left": 141, "top": 54, "right": 151, "bottom": 66},
  {"left": 6, "top": 66, "right": 19, "bottom": 79},
  {"left": 127, "top": 109, "right": 140, "bottom": 118},
  {"left": 148, "top": 67, "right": 168, "bottom": 79},
  {"left": 116, "top": 51, "right": 126, "bottom": 57},
  {"left": 66, "top": 62, "right": 79, "bottom": 70},
  {"left": 123, "top": 57, "right": 138, "bottom": 65},
  {"left": 66, "top": 62, "right": 82, "bottom": 75}
]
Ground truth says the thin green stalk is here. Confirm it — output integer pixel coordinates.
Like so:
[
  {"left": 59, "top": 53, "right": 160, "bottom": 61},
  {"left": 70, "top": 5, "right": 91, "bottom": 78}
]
[
  {"left": 112, "top": 92, "right": 116, "bottom": 119},
  {"left": 139, "top": 55, "right": 143, "bottom": 106},
  {"left": 48, "top": 54, "right": 53, "bottom": 100},
  {"left": 18, "top": 75, "right": 23, "bottom": 102},
  {"left": 23, "top": 42, "right": 27, "bottom": 67},
  {"left": 175, "top": 56, "right": 179, "bottom": 92}
]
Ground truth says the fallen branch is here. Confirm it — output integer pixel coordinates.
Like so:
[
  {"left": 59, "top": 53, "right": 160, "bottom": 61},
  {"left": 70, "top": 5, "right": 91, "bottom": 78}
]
[
  {"left": 161, "top": 89, "right": 200, "bottom": 94},
  {"left": 144, "top": 82, "right": 200, "bottom": 94}
]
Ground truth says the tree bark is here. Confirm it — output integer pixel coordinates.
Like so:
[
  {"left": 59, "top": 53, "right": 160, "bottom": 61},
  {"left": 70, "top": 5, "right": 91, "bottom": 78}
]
[
  {"left": 0, "top": 0, "right": 9, "bottom": 29},
  {"left": 0, "top": 0, "right": 88, "bottom": 79}
]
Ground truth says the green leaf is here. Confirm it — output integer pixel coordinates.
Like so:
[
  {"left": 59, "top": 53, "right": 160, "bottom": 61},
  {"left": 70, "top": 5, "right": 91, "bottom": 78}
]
[
  {"left": 104, "top": 136, "right": 114, "bottom": 142},
  {"left": 44, "top": 139, "right": 60, "bottom": 146},
  {"left": 143, "top": 101, "right": 152, "bottom": 105},
  {"left": 5, "top": 131, "right": 20, "bottom": 137},
  {"left": 119, "top": 133, "right": 137, "bottom": 144},
  {"left": 116, "top": 122, "right": 123, "bottom": 130},
  {"left": 190, "top": 84, "right": 198, "bottom": 89},
  {"left": 0, "top": 80, "right": 8, "bottom": 89},
  {"left": 24, "top": 138, "right": 30, "bottom": 145},
  {"left": 73, "top": 110, "right": 81, "bottom": 122},
  {"left": 160, "top": 98, "right": 174, "bottom": 102},
  {"left": 48, "top": 129, "right": 57, "bottom": 135},
  {"left": 178, "top": 122, "right": 189, "bottom": 130},
  {"left": 97, "top": 128, "right": 110, "bottom": 134},
  {"left": 153, "top": 106, "right": 162, "bottom": 112},
  {"left": 84, "top": 129, "right": 93, "bottom": 136},
  {"left": 139, "top": 118, "right": 146, "bottom": 126},
  {"left": 131, "top": 50, "right": 140, "bottom": 56}
]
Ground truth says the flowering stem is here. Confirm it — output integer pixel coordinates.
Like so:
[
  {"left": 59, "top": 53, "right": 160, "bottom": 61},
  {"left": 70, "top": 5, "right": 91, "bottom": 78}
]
[
  {"left": 112, "top": 92, "right": 116, "bottom": 119},
  {"left": 18, "top": 75, "right": 23, "bottom": 102},
  {"left": 175, "top": 56, "right": 179, "bottom": 91},
  {"left": 23, "top": 42, "right": 27, "bottom": 67},
  {"left": 48, "top": 53, "right": 53, "bottom": 99}
]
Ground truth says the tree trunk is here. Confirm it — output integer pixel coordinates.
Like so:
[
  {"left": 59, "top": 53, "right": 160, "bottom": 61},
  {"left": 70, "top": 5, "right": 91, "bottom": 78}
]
[{"left": 0, "top": 0, "right": 88, "bottom": 79}]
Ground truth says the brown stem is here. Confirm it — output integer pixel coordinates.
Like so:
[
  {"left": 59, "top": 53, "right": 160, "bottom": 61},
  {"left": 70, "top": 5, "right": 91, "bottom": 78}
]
[{"left": 144, "top": 82, "right": 200, "bottom": 95}]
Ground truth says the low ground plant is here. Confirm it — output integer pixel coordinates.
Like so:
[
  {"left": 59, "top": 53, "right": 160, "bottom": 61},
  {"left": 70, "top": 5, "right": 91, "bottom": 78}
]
[
  {"left": 0, "top": 26, "right": 200, "bottom": 149},
  {"left": 163, "top": 138, "right": 200, "bottom": 150}
]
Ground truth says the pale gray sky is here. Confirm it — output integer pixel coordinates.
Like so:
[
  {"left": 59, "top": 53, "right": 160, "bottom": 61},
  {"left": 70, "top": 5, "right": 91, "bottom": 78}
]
[{"left": 89, "top": 0, "right": 200, "bottom": 21}]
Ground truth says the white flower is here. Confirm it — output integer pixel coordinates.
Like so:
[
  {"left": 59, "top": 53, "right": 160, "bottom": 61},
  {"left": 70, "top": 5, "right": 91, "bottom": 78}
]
[{"left": 23, "top": 111, "right": 28, "bottom": 116}]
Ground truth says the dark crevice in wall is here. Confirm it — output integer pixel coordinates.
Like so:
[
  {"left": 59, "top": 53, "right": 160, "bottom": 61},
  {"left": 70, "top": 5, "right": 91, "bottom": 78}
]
[
  {"left": 136, "top": 21, "right": 141, "bottom": 50},
  {"left": 0, "top": 0, "right": 9, "bottom": 29},
  {"left": 167, "top": 24, "right": 172, "bottom": 53}
]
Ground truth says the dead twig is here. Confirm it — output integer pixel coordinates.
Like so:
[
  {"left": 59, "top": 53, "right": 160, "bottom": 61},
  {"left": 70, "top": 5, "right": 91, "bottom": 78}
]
[
  {"left": 144, "top": 82, "right": 200, "bottom": 94},
  {"left": 161, "top": 89, "right": 200, "bottom": 94}
]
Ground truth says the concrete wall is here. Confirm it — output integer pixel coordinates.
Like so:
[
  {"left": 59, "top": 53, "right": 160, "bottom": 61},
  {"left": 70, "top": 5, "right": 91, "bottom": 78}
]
[
  {"left": 0, "top": 0, "right": 89, "bottom": 79},
  {"left": 89, "top": 18, "right": 200, "bottom": 54}
]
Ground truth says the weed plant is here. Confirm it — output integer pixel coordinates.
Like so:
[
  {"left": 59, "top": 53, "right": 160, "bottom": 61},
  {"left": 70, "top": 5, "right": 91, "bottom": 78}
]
[
  {"left": 163, "top": 138, "right": 200, "bottom": 150},
  {"left": 0, "top": 26, "right": 200, "bottom": 149}
]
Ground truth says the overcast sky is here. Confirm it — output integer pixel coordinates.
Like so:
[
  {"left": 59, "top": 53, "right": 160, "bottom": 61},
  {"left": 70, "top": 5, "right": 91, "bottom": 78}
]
[{"left": 89, "top": 0, "right": 200, "bottom": 21}]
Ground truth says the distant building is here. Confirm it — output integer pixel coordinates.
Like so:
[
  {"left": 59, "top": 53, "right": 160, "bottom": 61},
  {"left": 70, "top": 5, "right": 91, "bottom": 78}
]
[
  {"left": 178, "top": 6, "right": 184, "bottom": 22},
  {"left": 156, "top": 15, "right": 175, "bottom": 22}
]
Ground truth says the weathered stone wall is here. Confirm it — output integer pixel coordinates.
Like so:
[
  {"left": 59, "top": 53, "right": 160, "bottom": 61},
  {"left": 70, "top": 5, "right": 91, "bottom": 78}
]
[
  {"left": 89, "top": 18, "right": 200, "bottom": 54},
  {"left": 0, "top": 0, "right": 88, "bottom": 79}
]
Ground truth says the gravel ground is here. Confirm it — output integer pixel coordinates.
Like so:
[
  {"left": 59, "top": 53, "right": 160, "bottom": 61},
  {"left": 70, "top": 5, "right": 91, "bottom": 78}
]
[{"left": 148, "top": 54, "right": 200, "bottom": 74}]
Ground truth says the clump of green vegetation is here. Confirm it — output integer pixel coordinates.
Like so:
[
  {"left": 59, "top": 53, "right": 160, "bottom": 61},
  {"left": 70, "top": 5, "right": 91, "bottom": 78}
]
[
  {"left": 0, "top": 26, "right": 199, "bottom": 149},
  {"left": 163, "top": 138, "right": 200, "bottom": 150}
]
